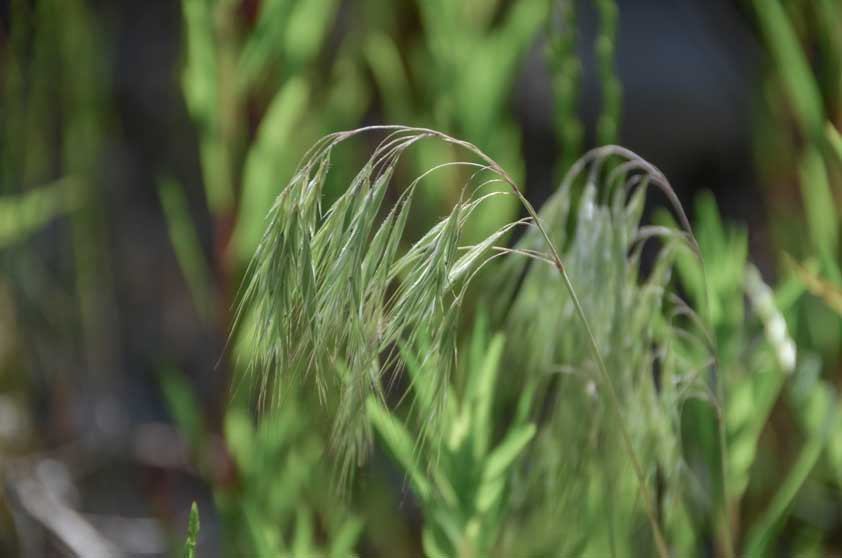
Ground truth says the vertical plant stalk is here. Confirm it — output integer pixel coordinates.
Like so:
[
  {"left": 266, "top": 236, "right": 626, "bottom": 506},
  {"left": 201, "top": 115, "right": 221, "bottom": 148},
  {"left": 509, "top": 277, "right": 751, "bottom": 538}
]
[
  {"left": 594, "top": 0, "right": 621, "bottom": 146},
  {"left": 213, "top": 0, "right": 244, "bottom": 220},
  {"left": 61, "top": 0, "right": 119, "bottom": 377},
  {"left": 714, "top": 375, "right": 736, "bottom": 558},
  {"left": 548, "top": 0, "right": 584, "bottom": 172}
]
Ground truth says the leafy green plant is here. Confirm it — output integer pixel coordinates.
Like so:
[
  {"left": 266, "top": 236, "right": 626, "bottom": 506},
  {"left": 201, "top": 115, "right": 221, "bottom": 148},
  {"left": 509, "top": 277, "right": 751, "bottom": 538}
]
[
  {"left": 367, "top": 316, "right": 536, "bottom": 556},
  {"left": 162, "top": 365, "right": 362, "bottom": 557},
  {"left": 8, "top": 1, "right": 842, "bottom": 556},
  {"left": 233, "top": 115, "right": 842, "bottom": 555},
  {"left": 222, "top": 403, "right": 362, "bottom": 557},
  {"left": 236, "top": 126, "right": 748, "bottom": 557},
  {"left": 660, "top": 191, "right": 842, "bottom": 556}
]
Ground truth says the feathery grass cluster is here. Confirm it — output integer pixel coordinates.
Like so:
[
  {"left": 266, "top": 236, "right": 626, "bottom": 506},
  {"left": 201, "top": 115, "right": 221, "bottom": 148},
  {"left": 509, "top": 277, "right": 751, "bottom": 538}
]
[
  {"left": 237, "top": 126, "right": 539, "bottom": 482},
  {"left": 237, "top": 125, "right": 724, "bottom": 556}
]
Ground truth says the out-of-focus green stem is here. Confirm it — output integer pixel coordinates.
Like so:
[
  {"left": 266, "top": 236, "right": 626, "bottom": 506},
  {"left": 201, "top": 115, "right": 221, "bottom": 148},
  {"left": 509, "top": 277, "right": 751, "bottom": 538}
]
[
  {"left": 61, "top": 0, "right": 118, "bottom": 376},
  {"left": 751, "top": 0, "right": 824, "bottom": 140},
  {"left": 594, "top": 0, "right": 621, "bottom": 147},
  {"left": 548, "top": 0, "right": 584, "bottom": 173},
  {"left": 743, "top": 388, "right": 837, "bottom": 558},
  {"left": 213, "top": 0, "right": 244, "bottom": 217},
  {"left": 159, "top": 178, "right": 217, "bottom": 325}
]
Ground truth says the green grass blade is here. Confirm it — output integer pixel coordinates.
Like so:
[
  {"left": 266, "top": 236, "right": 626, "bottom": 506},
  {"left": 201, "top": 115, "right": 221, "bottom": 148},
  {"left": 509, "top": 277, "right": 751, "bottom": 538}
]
[
  {"left": 743, "top": 386, "right": 836, "bottom": 558},
  {"left": 827, "top": 122, "right": 842, "bottom": 168},
  {"left": 0, "top": 178, "right": 77, "bottom": 249},
  {"left": 482, "top": 423, "right": 536, "bottom": 482},
  {"left": 468, "top": 333, "right": 505, "bottom": 459},
  {"left": 751, "top": 0, "right": 824, "bottom": 138},
  {"left": 798, "top": 147, "right": 840, "bottom": 284},
  {"left": 329, "top": 517, "right": 363, "bottom": 558},
  {"left": 292, "top": 508, "right": 314, "bottom": 557},
  {"left": 182, "top": 502, "right": 200, "bottom": 558},
  {"left": 284, "top": 0, "right": 339, "bottom": 70},
  {"left": 160, "top": 366, "right": 205, "bottom": 452},
  {"left": 366, "top": 396, "right": 431, "bottom": 500},
  {"left": 158, "top": 177, "right": 216, "bottom": 323},
  {"left": 364, "top": 33, "right": 412, "bottom": 119},
  {"left": 235, "top": 78, "right": 310, "bottom": 261},
  {"left": 238, "top": 0, "right": 297, "bottom": 90}
]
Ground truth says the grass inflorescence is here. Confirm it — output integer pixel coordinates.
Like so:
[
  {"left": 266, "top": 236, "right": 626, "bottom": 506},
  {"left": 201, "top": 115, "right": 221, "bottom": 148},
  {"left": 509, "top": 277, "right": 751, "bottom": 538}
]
[
  {"left": 237, "top": 125, "right": 729, "bottom": 556},
  {"left": 236, "top": 126, "right": 539, "bottom": 484}
]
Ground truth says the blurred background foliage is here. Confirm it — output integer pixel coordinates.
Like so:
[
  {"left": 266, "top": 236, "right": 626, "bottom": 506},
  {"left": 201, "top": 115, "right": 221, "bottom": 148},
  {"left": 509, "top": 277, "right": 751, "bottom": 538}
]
[{"left": 1, "top": 0, "right": 842, "bottom": 556}]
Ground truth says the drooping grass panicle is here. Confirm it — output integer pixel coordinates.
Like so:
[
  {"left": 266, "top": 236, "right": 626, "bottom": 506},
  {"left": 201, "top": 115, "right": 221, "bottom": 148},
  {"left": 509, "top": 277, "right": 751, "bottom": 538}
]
[
  {"left": 237, "top": 126, "right": 723, "bottom": 557},
  {"left": 235, "top": 126, "right": 536, "bottom": 483}
]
